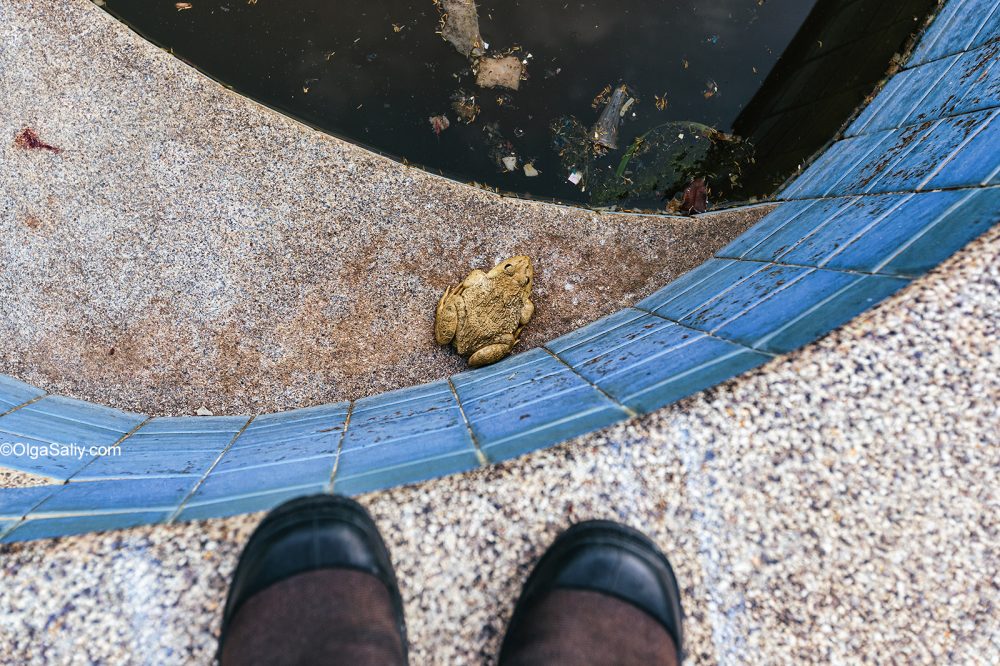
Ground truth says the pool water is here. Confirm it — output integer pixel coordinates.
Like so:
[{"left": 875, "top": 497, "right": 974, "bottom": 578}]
[{"left": 100, "top": 0, "right": 935, "bottom": 210}]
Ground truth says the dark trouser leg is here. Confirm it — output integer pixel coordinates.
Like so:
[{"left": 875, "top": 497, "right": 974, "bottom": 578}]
[
  {"left": 500, "top": 589, "right": 679, "bottom": 666},
  {"left": 499, "top": 521, "right": 684, "bottom": 666},
  {"left": 218, "top": 495, "right": 407, "bottom": 666},
  {"left": 221, "top": 569, "right": 405, "bottom": 666}
]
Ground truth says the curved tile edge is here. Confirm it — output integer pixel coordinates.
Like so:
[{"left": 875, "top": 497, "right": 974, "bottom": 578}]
[{"left": 2, "top": 0, "right": 999, "bottom": 542}]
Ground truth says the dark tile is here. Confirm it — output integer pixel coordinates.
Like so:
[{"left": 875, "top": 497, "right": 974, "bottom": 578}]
[
  {"left": 715, "top": 269, "right": 861, "bottom": 347},
  {"left": 176, "top": 485, "right": 327, "bottom": 522},
  {"left": 742, "top": 198, "right": 858, "bottom": 262},
  {"left": 753, "top": 275, "right": 911, "bottom": 353},
  {"left": 32, "top": 477, "right": 197, "bottom": 514},
  {"left": 0, "top": 375, "right": 44, "bottom": 413},
  {"left": 74, "top": 448, "right": 220, "bottom": 480},
  {"left": 623, "top": 349, "right": 771, "bottom": 416},
  {"left": 185, "top": 457, "right": 336, "bottom": 504},
  {"left": 680, "top": 265, "right": 812, "bottom": 333},
  {"left": 823, "top": 190, "right": 972, "bottom": 272},
  {"left": 1, "top": 511, "right": 169, "bottom": 543},
  {"left": 880, "top": 187, "right": 1000, "bottom": 275},
  {"left": 779, "top": 194, "right": 910, "bottom": 266},
  {"left": 0, "top": 485, "right": 61, "bottom": 519}
]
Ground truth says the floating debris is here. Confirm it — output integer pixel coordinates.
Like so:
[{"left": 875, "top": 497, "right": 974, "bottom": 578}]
[
  {"left": 392, "top": 23, "right": 405, "bottom": 33},
  {"left": 483, "top": 122, "right": 518, "bottom": 172},
  {"left": 568, "top": 170, "right": 583, "bottom": 185},
  {"left": 682, "top": 177, "right": 709, "bottom": 213},
  {"left": 494, "top": 91, "right": 517, "bottom": 109},
  {"left": 655, "top": 93, "right": 668, "bottom": 111},
  {"left": 450, "top": 89, "right": 480, "bottom": 123},
  {"left": 523, "top": 163, "right": 539, "bottom": 177},
  {"left": 591, "top": 84, "right": 612, "bottom": 109},
  {"left": 704, "top": 34, "right": 719, "bottom": 45},
  {"left": 436, "top": 0, "right": 485, "bottom": 59},
  {"left": 550, "top": 115, "right": 592, "bottom": 183},
  {"left": 591, "top": 84, "right": 632, "bottom": 150},
  {"left": 175, "top": 1, "right": 192, "bottom": 10},
  {"left": 13, "top": 127, "right": 61, "bottom": 153},
  {"left": 587, "top": 121, "right": 754, "bottom": 207},
  {"left": 429, "top": 114, "right": 451, "bottom": 135},
  {"left": 476, "top": 55, "right": 524, "bottom": 91},
  {"left": 703, "top": 80, "right": 719, "bottom": 99}
]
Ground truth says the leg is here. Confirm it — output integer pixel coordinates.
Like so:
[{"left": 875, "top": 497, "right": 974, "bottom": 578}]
[
  {"left": 219, "top": 495, "right": 407, "bottom": 666},
  {"left": 498, "top": 521, "right": 683, "bottom": 666},
  {"left": 519, "top": 297, "right": 535, "bottom": 327},
  {"left": 435, "top": 287, "right": 459, "bottom": 345},
  {"left": 467, "top": 336, "right": 515, "bottom": 367}
]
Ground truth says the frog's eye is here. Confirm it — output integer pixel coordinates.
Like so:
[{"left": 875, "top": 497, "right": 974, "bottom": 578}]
[{"left": 504, "top": 263, "right": 514, "bottom": 275}]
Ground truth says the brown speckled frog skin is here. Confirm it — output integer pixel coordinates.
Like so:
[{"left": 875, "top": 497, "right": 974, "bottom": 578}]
[{"left": 435, "top": 255, "right": 535, "bottom": 367}]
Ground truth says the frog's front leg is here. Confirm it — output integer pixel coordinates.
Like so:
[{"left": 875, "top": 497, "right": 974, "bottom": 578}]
[
  {"left": 519, "top": 297, "right": 535, "bottom": 326},
  {"left": 467, "top": 333, "right": 515, "bottom": 368},
  {"left": 435, "top": 286, "right": 461, "bottom": 345}
]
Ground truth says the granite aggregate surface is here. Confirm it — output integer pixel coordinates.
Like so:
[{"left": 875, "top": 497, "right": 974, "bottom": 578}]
[{"left": 1, "top": 226, "right": 995, "bottom": 665}]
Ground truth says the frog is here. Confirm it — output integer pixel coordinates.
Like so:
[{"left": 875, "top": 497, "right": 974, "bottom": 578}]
[{"left": 435, "top": 255, "right": 535, "bottom": 367}]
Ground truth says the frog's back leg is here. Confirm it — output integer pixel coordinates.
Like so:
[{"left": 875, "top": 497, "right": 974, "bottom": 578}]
[
  {"left": 467, "top": 335, "right": 515, "bottom": 368},
  {"left": 435, "top": 286, "right": 460, "bottom": 345}
]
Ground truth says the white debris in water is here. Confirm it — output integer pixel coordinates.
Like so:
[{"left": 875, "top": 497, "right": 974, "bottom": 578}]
[
  {"left": 501, "top": 155, "right": 517, "bottom": 172},
  {"left": 523, "top": 163, "right": 539, "bottom": 177},
  {"left": 568, "top": 170, "right": 583, "bottom": 185}
]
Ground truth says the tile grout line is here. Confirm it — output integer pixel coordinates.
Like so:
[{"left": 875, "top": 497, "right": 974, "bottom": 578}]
[
  {"left": 326, "top": 402, "right": 355, "bottom": 493},
  {"left": 550, "top": 309, "right": 650, "bottom": 358},
  {"left": 820, "top": 133, "right": 899, "bottom": 196},
  {"left": 64, "top": 415, "right": 155, "bottom": 484},
  {"left": 661, "top": 264, "right": 773, "bottom": 324},
  {"left": 642, "top": 259, "right": 744, "bottom": 310},
  {"left": 862, "top": 118, "right": 957, "bottom": 195},
  {"left": 0, "top": 393, "right": 48, "bottom": 419},
  {"left": 816, "top": 195, "right": 917, "bottom": 268},
  {"left": 555, "top": 318, "right": 677, "bottom": 365},
  {"left": 633, "top": 305, "right": 780, "bottom": 359},
  {"left": 894, "top": 54, "right": 964, "bottom": 130},
  {"left": 541, "top": 347, "right": 638, "bottom": 419},
  {"left": 165, "top": 415, "right": 257, "bottom": 523},
  {"left": 916, "top": 108, "right": 1000, "bottom": 190},
  {"left": 908, "top": 0, "right": 967, "bottom": 67},
  {"left": 644, "top": 266, "right": 818, "bottom": 342},
  {"left": 778, "top": 181, "right": 998, "bottom": 204},
  {"left": 770, "top": 198, "right": 865, "bottom": 264},
  {"left": 750, "top": 273, "right": 880, "bottom": 351},
  {"left": 871, "top": 188, "right": 982, "bottom": 273},
  {"left": 725, "top": 199, "right": 827, "bottom": 259},
  {"left": 622, "top": 347, "right": 765, "bottom": 406},
  {"left": 448, "top": 378, "right": 489, "bottom": 467}
]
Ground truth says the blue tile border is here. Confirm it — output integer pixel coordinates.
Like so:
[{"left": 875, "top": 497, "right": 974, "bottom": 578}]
[{"left": 0, "top": 0, "right": 997, "bottom": 541}]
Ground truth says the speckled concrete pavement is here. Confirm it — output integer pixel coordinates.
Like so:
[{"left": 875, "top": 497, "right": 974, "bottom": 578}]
[
  {"left": 0, "top": 0, "right": 768, "bottom": 417},
  {"left": 1, "top": 227, "right": 996, "bottom": 665}
]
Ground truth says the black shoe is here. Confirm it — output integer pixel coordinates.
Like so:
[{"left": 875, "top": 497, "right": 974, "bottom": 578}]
[
  {"left": 219, "top": 494, "right": 407, "bottom": 661},
  {"left": 499, "top": 520, "right": 683, "bottom": 664}
]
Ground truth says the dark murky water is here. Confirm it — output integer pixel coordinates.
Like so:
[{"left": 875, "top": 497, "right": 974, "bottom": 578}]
[{"left": 100, "top": 0, "right": 934, "bottom": 210}]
